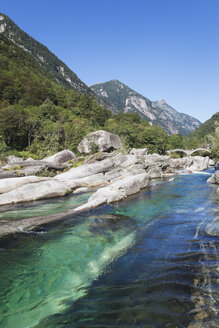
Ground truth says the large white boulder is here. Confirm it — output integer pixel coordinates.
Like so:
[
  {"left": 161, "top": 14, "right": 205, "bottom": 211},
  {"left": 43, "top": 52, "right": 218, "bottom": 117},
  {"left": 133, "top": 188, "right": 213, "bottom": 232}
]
[
  {"left": 77, "top": 130, "right": 122, "bottom": 154},
  {"left": 188, "top": 156, "right": 209, "bottom": 172}
]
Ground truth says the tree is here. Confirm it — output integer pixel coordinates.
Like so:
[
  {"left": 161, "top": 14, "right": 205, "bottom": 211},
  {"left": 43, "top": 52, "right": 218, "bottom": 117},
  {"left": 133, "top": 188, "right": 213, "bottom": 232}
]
[{"left": 0, "top": 106, "right": 28, "bottom": 149}]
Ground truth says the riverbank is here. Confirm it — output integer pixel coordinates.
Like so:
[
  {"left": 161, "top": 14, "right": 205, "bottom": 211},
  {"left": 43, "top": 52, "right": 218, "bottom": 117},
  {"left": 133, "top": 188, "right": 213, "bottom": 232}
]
[{"left": 0, "top": 150, "right": 215, "bottom": 238}]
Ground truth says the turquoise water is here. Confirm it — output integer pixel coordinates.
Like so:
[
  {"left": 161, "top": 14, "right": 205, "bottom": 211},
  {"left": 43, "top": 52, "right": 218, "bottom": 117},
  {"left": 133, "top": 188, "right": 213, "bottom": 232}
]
[
  {"left": 0, "top": 192, "right": 92, "bottom": 220},
  {"left": 0, "top": 171, "right": 218, "bottom": 327}
]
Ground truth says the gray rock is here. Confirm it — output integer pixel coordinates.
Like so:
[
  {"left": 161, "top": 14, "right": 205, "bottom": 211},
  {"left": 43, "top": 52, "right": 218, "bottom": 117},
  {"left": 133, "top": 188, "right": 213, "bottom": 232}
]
[
  {"left": 147, "top": 165, "right": 163, "bottom": 178},
  {"left": 207, "top": 170, "right": 219, "bottom": 184},
  {"left": 44, "top": 150, "right": 76, "bottom": 163},
  {"left": 171, "top": 156, "right": 194, "bottom": 169},
  {"left": 0, "top": 176, "right": 49, "bottom": 194},
  {"left": 130, "top": 148, "right": 148, "bottom": 156},
  {"left": 6, "top": 155, "right": 24, "bottom": 164},
  {"left": 74, "top": 173, "right": 151, "bottom": 211},
  {"left": 209, "top": 159, "right": 215, "bottom": 166},
  {"left": 0, "top": 180, "right": 73, "bottom": 205},
  {"left": 2, "top": 159, "right": 69, "bottom": 177},
  {"left": 188, "top": 156, "right": 209, "bottom": 172},
  {"left": 77, "top": 130, "right": 122, "bottom": 154}
]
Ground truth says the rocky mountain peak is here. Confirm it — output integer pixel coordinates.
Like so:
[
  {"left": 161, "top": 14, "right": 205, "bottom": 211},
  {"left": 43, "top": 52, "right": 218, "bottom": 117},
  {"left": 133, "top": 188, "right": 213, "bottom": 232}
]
[{"left": 91, "top": 80, "right": 201, "bottom": 135}]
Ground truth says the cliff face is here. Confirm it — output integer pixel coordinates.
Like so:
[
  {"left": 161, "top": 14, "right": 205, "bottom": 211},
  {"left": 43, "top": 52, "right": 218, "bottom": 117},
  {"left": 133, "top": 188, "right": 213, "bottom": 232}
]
[{"left": 91, "top": 80, "right": 201, "bottom": 135}]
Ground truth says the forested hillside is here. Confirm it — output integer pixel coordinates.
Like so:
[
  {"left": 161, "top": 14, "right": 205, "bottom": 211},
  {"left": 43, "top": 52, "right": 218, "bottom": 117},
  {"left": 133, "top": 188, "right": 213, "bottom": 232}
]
[
  {"left": 0, "top": 34, "right": 111, "bottom": 155},
  {"left": 0, "top": 13, "right": 93, "bottom": 94},
  {"left": 186, "top": 112, "right": 219, "bottom": 159},
  {"left": 0, "top": 16, "right": 217, "bottom": 160}
]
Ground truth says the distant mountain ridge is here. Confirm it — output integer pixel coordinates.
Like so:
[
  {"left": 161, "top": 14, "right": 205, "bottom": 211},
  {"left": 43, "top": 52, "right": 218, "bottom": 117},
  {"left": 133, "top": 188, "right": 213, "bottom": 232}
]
[
  {"left": 91, "top": 80, "right": 201, "bottom": 135},
  {"left": 189, "top": 112, "right": 219, "bottom": 140},
  {"left": 0, "top": 13, "right": 93, "bottom": 95}
]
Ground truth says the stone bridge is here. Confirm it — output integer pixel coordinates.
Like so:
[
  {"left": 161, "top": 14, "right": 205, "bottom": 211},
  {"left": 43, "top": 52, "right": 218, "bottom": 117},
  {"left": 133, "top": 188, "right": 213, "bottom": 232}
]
[{"left": 167, "top": 148, "right": 211, "bottom": 156}]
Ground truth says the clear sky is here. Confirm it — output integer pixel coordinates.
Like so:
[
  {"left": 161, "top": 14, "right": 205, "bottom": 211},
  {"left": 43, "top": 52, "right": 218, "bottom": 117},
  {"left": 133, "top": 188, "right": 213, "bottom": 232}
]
[{"left": 1, "top": 0, "right": 219, "bottom": 122}]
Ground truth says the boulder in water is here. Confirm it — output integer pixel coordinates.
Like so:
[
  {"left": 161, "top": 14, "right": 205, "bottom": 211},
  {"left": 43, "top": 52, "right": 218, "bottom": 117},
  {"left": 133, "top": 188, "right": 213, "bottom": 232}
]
[
  {"left": 207, "top": 170, "right": 219, "bottom": 184},
  {"left": 188, "top": 156, "right": 209, "bottom": 172}
]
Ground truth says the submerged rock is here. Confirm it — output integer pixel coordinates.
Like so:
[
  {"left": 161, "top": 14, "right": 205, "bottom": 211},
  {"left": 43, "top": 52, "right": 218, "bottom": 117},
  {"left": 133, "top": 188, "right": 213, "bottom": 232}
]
[
  {"left": 205, "top": 218, "right": 219, "bottom": 236},
  {"left": 77, "top": 130, "right": 122, "bottom": 154}
]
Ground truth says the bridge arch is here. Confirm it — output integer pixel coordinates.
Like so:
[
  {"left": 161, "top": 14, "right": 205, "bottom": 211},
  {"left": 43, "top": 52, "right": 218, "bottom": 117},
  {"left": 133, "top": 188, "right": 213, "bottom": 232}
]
[
  {"left": 167, "top": 148, "right": 211, "bottom": 156},
  {"left": 189, "top": 148, "right": 211, "bottom": 155}
]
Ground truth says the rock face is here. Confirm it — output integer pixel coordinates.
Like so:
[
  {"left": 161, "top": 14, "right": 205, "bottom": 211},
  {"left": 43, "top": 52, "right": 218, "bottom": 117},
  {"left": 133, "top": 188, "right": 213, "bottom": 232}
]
[
  {"left": 207, "top": 170, "right": 219, "bottom": 184},
  {"left": 90, "top": 80, "right": 201, "bottom": 135},
  {"left": 77, "top": 130, "right": 122, "bottom": 154}
]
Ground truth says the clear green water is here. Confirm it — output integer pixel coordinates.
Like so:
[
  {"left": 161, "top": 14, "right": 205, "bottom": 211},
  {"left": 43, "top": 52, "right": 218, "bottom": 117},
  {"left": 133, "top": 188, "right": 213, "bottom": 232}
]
[
  {"left": 0, "top": 171, "right": 218, "bottom": 328},
  {"left": 0, "top": 192, "right": 91, "bottom": 220}
]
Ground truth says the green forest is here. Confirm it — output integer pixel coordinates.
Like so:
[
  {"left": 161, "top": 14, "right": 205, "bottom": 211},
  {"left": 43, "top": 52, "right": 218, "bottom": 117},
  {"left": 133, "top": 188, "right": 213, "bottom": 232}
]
[{"left": 0, "top": 33, "right": 218, "bottom": 160}]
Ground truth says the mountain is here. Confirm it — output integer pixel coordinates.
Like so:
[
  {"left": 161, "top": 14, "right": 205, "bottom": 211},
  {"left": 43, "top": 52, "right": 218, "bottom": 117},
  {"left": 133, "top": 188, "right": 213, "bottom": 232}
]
[
  {"left": 0, "top": 32, "right": 111, "bottom": 153},
  {"left": 0, "top": 13, "right": 93, "bottom": 95},
  {"left": 91, "top": 80, "right": 201, "bottom": 135},
  {"left": 189, "top": 112, "right": 219, "bottom": 140}
]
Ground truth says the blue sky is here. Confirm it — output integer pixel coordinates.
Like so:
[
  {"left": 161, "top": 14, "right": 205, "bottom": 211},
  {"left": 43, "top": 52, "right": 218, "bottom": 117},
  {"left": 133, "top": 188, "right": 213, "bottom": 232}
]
[{"left": 1, "top": 0, "right": 219, "bottom": 122}]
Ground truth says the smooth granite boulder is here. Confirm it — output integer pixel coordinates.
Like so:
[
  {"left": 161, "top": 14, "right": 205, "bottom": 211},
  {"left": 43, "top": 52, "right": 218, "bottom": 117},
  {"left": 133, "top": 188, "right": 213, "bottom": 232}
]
[
  {"left": 188, "top": 156, "right": 209, "bottom": 172},
  {"left": 77, "top": 130, "right": 122, "bottom": 154},
  {"left": 0, "top": 180, "right": 73, "bottom": 205},
  {"left": 0, "top": 176, "right": 49, "bottom": 194},
  {"left": 74, "top": 172, "right": 151, "bottom": 211},
  {"left": 44, "top": 150, "right": 76, "bottom": 163}
]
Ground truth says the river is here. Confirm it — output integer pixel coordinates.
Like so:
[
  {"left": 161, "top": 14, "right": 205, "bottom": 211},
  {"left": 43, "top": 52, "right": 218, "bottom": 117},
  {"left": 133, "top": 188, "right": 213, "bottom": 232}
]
[{"left": 0, "top": 170, "right": 218, "bottom": 328}]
